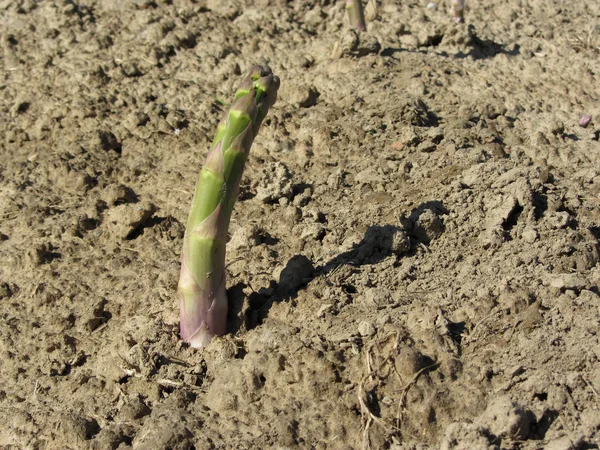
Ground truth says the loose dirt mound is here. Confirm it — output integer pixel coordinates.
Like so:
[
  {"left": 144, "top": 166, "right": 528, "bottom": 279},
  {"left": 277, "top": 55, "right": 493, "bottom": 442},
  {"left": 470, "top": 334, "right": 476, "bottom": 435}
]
[{"left": 1, "top": 0, "right": 599, "bottom": 449}]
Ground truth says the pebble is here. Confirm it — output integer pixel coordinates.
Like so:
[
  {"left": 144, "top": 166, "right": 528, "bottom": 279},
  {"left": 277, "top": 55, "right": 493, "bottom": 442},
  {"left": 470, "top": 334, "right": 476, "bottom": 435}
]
[{"left": 578, "top": 114, "right": 592, "bottom": 128}]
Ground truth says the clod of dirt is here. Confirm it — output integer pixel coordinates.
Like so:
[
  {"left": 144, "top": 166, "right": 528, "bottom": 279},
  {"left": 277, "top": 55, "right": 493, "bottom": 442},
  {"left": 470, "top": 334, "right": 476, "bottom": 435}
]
[
  {"left": 546, "top": 273, "right": 588, "bottom": 292},
  {"left": 0, "top": 282, "right": 13, "bottom": 299},
  {"left": 485, "top": 195, "right": 519, "bottom": 231},
  {"left": 334, "top": 30, "right": 381, "bottom": 58},
  {"left": 358, "top": 320, "right": 376, "bottom": 337},
  {"left": 498, "top": 287, "right": 534, "bottom": 315},
  {"left": 256, "top": 162, "right": 293, "bottom": 204},
  {"left": 440, "top": 422, "right": 498, "bottom": 450},
  {"left": 101, "top": 184, "right": 138, "bottom": 206},
  {"left": 522, "top": 225, "right": 538, "bottom": 243},
  {"left": 127, "top": 111, "right": 150, "bottom": 128},
  {"left": 403, "top": 203, "right": 446, "bottom": 244},
  {"left": 281, "top": 83, "right": 319, "bottom": 108},
  {"left": 476, "top": 395, "right": 534, "bottom": 441},
  {"left": 400, "top": 99, "right": 439, "bottom": 127},
  {"left": 206, "top": 0, "right": 241, "bottom": 18},
  {"left": 103, "top": 200, "right": 156, "bottom": 240},
  {"left": 394, "top": 347, "right": 431, "bottom": 381},
  {"left": 27, "top": 243, "right": 61, "bottom": 266},
  {"left": 228, "top": 224, "right": 261, "bottom": 251},
  {"left": 132, "top": 408, "right": 196, "bottom": 450},
  {"left": 543, "top": 434, "right": 585, "bottom": 450},
  {"left": 98, "top": 131, "right": 121, "bottom": 152},
  {"left": 416, "top": 24, "right": 444, "bottom": 47},
  {"left": 441, "top": 24, "right": 476, "bottom": 49},
  {"left": 357, "top": 225, "right": 410, "bottom": 261},
  {"left": 118, "top": 394, "right": 151, "bottom": 421},
  {"left": 545, "top": 211, "right": 571, "bottom": 229},
  {"left": 121, "top": 61, "right": 142, "bottom": 77},
  {"left": 91, "top": 424, "right": 134, "bottom": 450},
  {"left": 57, "top": 413, "right": 100, "bottom": 442},
  {"left": 79, "top": 298, "right": 111, "bottom": 333},
  {"left": 413, "top": 209, "right": 445, "bottom": 243}
]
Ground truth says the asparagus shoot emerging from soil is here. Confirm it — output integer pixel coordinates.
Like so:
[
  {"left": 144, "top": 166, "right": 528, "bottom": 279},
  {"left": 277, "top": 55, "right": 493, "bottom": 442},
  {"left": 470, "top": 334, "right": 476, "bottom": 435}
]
[
  {"left": 178, "top": 65, "right": 279, "bottom": 348},
  {"left": 450, "top": 0, "right": 465, "bottom": 23},
  {"left": 346, "top": 0, "right": 367, "bottom": 31}
]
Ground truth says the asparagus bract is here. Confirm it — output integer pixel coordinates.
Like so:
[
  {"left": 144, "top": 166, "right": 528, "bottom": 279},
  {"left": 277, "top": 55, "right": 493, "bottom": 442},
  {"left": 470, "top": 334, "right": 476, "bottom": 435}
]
[{"left": 178, "top": 65, "right": 279, "bottom": 348}]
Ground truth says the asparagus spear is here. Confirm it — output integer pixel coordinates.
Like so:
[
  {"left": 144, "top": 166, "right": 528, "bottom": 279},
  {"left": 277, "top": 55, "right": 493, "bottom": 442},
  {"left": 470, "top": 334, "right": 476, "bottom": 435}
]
[
  {"left": 346, "top": 0, "right": 366, "bottom": 31},
  {"left": 178, "top": 65, "right": 279, "bottom": 348},
  {"left": 450, "top": 0, "right": 465, "bottom": 24}
]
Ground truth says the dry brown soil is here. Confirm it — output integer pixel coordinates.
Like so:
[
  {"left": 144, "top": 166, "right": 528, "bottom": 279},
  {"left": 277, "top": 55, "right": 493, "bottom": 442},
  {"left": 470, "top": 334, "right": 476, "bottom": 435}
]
[{"left": 1, "top": 0, "right": 600, "bottom": 449}]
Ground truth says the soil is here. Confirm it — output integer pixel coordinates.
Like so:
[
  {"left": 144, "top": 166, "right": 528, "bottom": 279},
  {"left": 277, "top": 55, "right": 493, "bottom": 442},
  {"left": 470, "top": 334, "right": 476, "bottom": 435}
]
[{"left": 1, "top": 0, "right": 600, "bottom": 449}]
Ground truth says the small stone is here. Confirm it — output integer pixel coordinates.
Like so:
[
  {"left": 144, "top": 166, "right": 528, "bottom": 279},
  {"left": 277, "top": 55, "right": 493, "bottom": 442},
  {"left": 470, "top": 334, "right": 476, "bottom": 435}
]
[{"left": 579, "top": 114, "right": 592, "bottom": 128}]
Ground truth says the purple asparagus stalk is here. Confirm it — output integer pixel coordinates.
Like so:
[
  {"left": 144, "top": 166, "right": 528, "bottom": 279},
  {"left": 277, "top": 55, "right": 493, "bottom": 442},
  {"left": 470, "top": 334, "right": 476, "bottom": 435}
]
[
  {"left": 178, "top": 65, "right": 279, "bottom": 348},
  {"left": 346, "top": 0, "right": 367, "bottom": 31}
]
